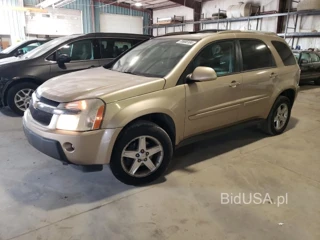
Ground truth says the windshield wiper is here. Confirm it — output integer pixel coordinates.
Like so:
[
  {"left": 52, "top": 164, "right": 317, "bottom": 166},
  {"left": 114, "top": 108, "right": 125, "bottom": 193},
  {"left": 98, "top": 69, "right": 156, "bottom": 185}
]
[{"left": 123, "top": 71, "right": 137, "bottom": 75}]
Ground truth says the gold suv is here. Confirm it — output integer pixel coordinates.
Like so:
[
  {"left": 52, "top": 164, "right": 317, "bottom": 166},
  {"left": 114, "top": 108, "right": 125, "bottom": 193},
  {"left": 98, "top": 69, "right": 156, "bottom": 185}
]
[{"left": 23, "top": 31, "right": 300, "bottom": 185}]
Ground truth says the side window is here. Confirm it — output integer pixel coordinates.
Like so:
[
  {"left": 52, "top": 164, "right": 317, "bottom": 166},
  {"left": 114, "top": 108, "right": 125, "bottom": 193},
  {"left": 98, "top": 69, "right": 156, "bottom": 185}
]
[
  {"left": 300, "top": 52, "right": 311, "bottom": 63},
  {"left": 310, "top": 52, "right": 320, "bottom": 63},
  {"left": 191, "top": 41, "right": 237, "bottom": 77},
  {"left": 55, "top": 39, "right": 97, "bottom": 61},
  {"left": 99, "top": 38, "right": 141, "bottom": 59},
  {"left": 19, "top": 42, "right": 41, "bottom": 54},
  {"left": 240, "top": 39, "right": 276, "bottom": 71},
  {"left": 272, "top": 41, "right": 296, "bottom": 66}
]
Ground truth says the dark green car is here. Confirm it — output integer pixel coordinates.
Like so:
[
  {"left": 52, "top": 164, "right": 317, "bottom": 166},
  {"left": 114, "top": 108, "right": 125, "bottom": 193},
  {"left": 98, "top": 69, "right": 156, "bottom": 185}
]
[{"left": 293, "top": 50, "right": 320, "bottom": 85}]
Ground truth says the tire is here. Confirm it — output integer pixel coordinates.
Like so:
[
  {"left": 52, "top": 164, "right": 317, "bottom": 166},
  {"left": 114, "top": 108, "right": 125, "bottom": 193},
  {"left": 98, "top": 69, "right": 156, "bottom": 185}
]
[
  {"left": 110, "top": 120, "right": 173, "bottom": 185},
  {"left": 262, "top": 96, "right": 292, "bottom": 136},
  {"left": 314, "top": 78, "right": 320, "bottom": 85},
  {"left": 7, "top": 82, "right": 38, "bottom": 116}
]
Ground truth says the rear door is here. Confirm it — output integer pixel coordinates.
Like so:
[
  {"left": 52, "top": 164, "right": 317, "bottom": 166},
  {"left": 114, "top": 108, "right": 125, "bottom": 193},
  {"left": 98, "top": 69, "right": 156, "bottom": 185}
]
[
  {"left": 237, "top": 38, "right": 278, "bottom": 121},
  {"left": 48, "top": 38, "right": 100, "bottom": 79},
  {"left": 98, "top": 38, "right": 143, "bottom": 66}
]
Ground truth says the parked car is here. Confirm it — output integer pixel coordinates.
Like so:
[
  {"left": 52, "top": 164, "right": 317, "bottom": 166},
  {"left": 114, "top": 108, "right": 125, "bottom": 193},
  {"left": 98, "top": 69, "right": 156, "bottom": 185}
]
[
  {"left": 0, "top": 33, "right": 151, "bottom": 115},
  {"left": 0, "top": 39, "right": 50, "bottom": 59},
  {"left": 293, "top": 50, "right": 320, "bottom": 85},
  {"left": 23, "top": 31, "right": 300, "bottom": 185}
]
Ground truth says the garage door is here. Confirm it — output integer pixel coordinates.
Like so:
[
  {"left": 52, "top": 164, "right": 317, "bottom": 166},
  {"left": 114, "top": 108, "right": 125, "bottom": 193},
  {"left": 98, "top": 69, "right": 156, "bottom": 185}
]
[
  {"left": 100, "top": 13, "right": 143, "bottom": 34},
  {"left": 26, "top": 8, "right": 83, "bottom": 36},
  {"left": 0, "top": 8, "right": 10, "bottom": 35}
]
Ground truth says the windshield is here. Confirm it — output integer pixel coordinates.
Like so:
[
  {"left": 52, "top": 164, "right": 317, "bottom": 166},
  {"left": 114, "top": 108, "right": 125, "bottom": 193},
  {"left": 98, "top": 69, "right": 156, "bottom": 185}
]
[
  {"left": 23, "top": 36, "right": 75, "bottom": 59},
  {"left": 1, "top": 41, "right": 25, "bottom": 54},
  {"left": 111, "top": 38, "right": 198, "bottom": 78}
]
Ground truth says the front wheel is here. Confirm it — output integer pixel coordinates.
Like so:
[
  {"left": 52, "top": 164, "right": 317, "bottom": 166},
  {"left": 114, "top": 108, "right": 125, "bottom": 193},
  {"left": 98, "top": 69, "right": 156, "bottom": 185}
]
[
  {"left": 262, "top": 96, "right": 292, "bottom": 135},
  {"left": 110, "top": 120, "right": 173, "bottom": 185},
  {"left": 7, "top": 82, "right": 38, "bottom": 116}
]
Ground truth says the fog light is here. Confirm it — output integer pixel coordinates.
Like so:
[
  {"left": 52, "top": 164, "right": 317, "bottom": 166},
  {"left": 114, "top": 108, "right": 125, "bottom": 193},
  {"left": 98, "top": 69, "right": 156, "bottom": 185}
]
[{"left": 63, "top": 142, "right": 75, "bottom": 152}]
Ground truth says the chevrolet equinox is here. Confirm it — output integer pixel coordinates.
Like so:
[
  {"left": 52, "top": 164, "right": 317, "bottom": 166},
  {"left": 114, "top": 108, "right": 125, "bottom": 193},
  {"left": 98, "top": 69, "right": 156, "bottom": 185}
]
[{"left": 23, "top": 31, "right": 300, "bottom": 185}]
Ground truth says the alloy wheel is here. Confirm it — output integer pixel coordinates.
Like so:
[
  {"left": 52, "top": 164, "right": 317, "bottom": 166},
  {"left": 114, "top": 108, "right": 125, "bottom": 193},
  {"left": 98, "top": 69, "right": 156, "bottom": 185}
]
[
  {"left": 14, "top": 88, "right": 34, "bottom": 112},
  {"left": 121, "top": 135, "right": 164, "bottom": 178},
  {"left": 274, "top": 103, "right": 289, "bottom": 130}
]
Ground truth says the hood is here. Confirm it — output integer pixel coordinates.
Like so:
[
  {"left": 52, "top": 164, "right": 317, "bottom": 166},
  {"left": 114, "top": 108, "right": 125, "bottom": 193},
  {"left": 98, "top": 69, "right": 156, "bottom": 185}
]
[
  {"left": 0, "top": 55, "right": 28, "bottom": 65},
  {"left": 38, "top": 67, "right": 165, "bottom": 103},
  {"left": 0, "top": 53, "right": 9, "bottom": 59}
]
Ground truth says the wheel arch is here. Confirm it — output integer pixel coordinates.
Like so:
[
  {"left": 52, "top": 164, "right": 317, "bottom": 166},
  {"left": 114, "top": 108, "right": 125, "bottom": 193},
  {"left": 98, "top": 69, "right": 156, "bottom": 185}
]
[
  {"left": 116, "top": 113, "right": 176, "bottom": 148},
  {"left": 3, "top": 78, "right": 41, "bottom": 106},
  {"left": 278, "top": 88, "right": 296, "bottom": 106}
]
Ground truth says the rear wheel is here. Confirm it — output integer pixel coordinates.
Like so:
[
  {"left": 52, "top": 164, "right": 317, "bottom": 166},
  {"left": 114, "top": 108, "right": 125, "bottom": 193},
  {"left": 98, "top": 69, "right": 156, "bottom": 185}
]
[
  {"left": 110, "top": 120, "right": 173, "bottom": 185},
  {"left": 7, "top": 82, "right": 38, "bottom": 116},
  {"left": 262, "top": 96, "right": 291, "bottom": 136}
]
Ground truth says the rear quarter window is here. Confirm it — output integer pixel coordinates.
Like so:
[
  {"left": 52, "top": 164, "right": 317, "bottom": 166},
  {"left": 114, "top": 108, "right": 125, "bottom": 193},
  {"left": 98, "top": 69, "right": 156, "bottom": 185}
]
[{"left": 272, "top": 41, "right": 296, "bottom": 66}]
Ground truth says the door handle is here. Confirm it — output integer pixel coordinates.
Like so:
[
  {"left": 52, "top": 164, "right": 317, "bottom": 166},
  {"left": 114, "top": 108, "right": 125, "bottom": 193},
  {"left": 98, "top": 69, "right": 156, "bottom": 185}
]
[
  {"left": 229, "top": 80, "right": 240, "bottom": 88},
  {"left": 270, "top": 72, "right": 278, "bottom": 78}
]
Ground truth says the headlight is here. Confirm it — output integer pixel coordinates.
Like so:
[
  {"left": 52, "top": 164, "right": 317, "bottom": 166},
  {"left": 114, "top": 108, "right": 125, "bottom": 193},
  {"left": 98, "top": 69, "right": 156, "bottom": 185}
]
[{"left": 56, "top": 99, "right": 105, "bottom": 131}]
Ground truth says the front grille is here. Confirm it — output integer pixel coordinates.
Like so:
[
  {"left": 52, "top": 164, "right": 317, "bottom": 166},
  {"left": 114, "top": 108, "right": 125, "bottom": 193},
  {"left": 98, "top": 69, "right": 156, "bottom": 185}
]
[
  {"left": 39, "top": 96, "right": 59, "bottom": 107},
  {"left": 29, "top": 96, "right": 59, "bottom": 126}
]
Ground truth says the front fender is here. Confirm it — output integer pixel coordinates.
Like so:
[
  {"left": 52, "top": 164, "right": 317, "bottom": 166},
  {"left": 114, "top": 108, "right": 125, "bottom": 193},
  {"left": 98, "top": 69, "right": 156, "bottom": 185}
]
[
  {"left": 102, "top": 85, "right": 186, "bottom": 145},
  {"left": 0, "top": 76, "right": 43, "bottom": 106},
  {"left": 0, "top": 78, "right": 12, "bottom": 106}
]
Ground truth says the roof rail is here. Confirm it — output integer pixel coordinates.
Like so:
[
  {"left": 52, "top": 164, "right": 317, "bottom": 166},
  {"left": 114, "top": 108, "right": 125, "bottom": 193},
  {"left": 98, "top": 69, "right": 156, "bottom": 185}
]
[
  {"left": 160, "top": 29, "right": 224, "bottom": 37},
  {"left": 198, "top": 29, "right": 225, "bottom": 33},
  {"left": 162, "top": 31, "right": 195, "bottom": 36},
  {"left": 218, "top": 30, "right": 277, "bottom": 36}
]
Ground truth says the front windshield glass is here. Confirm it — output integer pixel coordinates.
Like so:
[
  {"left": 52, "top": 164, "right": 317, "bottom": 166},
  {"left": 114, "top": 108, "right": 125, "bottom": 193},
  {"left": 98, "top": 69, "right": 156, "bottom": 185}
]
[
  {"left": 1, "top": 41, "right": 25, "bottom": 54},
  {"left": 111, "top": 38, "right": 198, "bottom": 78},
  {"left": 23, "top": 36, "right": 74, "bottom": 59}
]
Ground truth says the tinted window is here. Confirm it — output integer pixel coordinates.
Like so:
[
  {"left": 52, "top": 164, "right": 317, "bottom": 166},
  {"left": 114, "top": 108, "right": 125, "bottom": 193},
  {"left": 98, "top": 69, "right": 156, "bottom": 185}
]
[
  {"left": 100, "top": 38, "right": 141, "bottom": 59},
  {"left": 240, "top": 39, "right": 276, "bottom": 71},
  {"left": 310, "top": 52, "right": 320, "bottom": 63},
  {"left": 20, "top": 42, "right": 41, "bottom": 54},
  {"left": 53, "top": 39, "right": 99, "bottom": 61},
  {"left": 272, "top": 41, "right": 296, "bottom": 66},
  {"left": 300, "top": 52, "right": 311, "bottom": 63},
  {"left": 191, "top": 41, "right": 236, "bottom": 77}
]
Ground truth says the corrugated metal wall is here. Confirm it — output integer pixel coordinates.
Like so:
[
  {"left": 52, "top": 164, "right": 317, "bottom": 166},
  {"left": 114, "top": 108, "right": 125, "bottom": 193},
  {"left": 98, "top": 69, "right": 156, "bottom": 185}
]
[
  {"left": 23, "top": 0, "right": 149, "bottom": 34},
  {"left": 0, "top": 0, "right": 26, "bottom": 43},
  {"left": 95, "top": 2, "right": 150, "bottom": 34},
  {"left": 63, "top": 0, "right": 93, "bottom": 33}
]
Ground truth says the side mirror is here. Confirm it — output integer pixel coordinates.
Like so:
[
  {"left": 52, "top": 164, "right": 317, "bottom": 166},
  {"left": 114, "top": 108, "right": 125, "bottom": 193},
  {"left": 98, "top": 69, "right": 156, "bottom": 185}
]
[
  {"left": 300, "top": 59, "right": 308, "bottom": 65},
  {"left": 15, "top": 49, "right": 24, "bottom": 56},
  {"left": 57, "top": 54, "right": 71, "bottom": 65},
  {"left": 187, "top": 66, "right": 217, "bottom": 82}
]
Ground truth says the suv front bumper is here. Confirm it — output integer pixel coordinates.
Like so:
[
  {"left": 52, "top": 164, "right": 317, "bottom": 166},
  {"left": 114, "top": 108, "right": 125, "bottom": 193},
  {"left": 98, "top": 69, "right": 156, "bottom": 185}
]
[{"left": 23, "top": 109, "right": 122, "bottom": 166}]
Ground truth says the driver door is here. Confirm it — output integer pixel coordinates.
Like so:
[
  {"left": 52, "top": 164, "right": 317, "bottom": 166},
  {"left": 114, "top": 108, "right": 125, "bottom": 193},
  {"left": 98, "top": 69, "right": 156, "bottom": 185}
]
[
  {"left": 184, "top": 40, "right": 242, "bottom": 138},
  {"left": 48, "top": 39, "right": 100, "bottom": 79},
  {"left": 299, "top": 52, "right": 312, "bottom": 80},
  {"left": 309, "top": 52, "right": 320, "bottom": 79}
]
